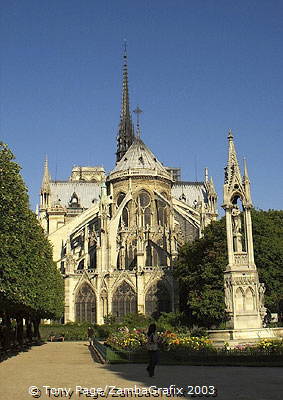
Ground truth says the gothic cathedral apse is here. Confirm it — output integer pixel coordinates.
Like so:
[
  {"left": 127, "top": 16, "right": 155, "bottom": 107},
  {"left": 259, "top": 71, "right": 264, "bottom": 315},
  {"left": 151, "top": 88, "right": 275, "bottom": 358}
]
[{"left": 38, "top": 49, "right": 218, "bottom": 324}]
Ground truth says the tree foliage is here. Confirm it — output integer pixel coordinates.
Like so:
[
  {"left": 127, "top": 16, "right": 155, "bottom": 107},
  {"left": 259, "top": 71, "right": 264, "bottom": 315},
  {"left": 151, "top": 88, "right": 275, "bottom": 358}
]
[
  {"left": 0, "top": 142, "right": 64, "bottom": 325},
  {"left": 174, "top": 210, "right": 283, "bottom": 328},
  {"left": 252, "top": 210, "right": 283, "bottom": 313}
]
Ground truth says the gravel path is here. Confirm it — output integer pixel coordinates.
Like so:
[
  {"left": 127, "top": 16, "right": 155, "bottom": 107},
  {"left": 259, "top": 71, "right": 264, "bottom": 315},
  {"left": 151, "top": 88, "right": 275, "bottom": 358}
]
[{"left": 0, "top": 341, "right": 281, "bottom": 400}]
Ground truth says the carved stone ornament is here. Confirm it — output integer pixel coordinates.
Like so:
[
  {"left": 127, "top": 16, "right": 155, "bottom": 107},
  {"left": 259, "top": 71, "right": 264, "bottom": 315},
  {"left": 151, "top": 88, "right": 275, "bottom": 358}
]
[
  {"left": 234, "top": 253, "right": 248, "bottom": 265},
  {"left": 224, "top": 277, "right": 233, "bottom": 312},
  {"left": 259, "top": 283, "right": 267, "bottom": 322},
  {"left": 88, "top": 230, "right": 98, "bottom": 247},
  {"left": 231, "top": 276, "right": 257, "bottom": 286},
  {"left": 258, "top": 283, "right": 266, "bottom": 310},
  {"left": 65, "top": 254, "right": 76, "bottom": 272}
]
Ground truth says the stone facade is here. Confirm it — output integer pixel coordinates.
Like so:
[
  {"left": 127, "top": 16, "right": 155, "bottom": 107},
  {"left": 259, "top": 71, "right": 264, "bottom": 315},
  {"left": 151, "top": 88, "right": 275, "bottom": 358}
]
[{"left": 38, "top": 50, "right": 217, "bottom": 324}]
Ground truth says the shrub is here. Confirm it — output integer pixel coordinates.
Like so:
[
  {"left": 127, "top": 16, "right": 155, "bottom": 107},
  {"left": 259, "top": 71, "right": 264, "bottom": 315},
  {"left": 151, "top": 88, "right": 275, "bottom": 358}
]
[
  {"left": 122, "top": 313, "right": 153, "bottom": 329},
  {"left": 156, "top": 312, "right": 189, "bottom": 332},
  {"left": 40, "top": 323, "right": 91, "bottom": 341},
  {"left": 95, "top": 324, "right": 115, "bottom": 339},
  {"left": 189, "top": 326, "right": 208, "bottom": 337},
  {"left": 103, "top": 314, "right": 116, "bottom": 325}
]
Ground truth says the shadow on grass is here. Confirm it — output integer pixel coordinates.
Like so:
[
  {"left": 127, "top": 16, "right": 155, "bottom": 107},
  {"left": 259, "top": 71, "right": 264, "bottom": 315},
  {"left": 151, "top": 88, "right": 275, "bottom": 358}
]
[{"left": 0, "top": 341, "right": 46, "bottom": 363}]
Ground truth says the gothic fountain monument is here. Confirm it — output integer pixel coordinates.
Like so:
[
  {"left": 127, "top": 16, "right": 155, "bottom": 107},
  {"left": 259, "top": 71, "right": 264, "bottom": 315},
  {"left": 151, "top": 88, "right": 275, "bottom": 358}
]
[{"left": 208, "top": 130, "right": 283, "bottom": 346}]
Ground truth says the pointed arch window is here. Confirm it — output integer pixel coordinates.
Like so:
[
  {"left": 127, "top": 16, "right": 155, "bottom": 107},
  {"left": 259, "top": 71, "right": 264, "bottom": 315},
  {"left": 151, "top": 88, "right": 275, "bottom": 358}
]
[
  {"left": 145, "top": 244, "right": 152, "bottom": 266},
  {"left": 117, "top": 192, "right": 130, "bottom": 227},
  {"left": 117, "top": 192, "right": 126, "bottom": 207},
  {"left": 112, "top": 281, "right": 137, "bottom": 321},
  {"left": 137, "top": 190, "right": 151, "bottom": 227},
  {"left": 156, "top": 199, "right": 168, "bottom": 226},
  {"left": 122, "top": 207, "right": 129, "bottom": 227},
  {"left": 126, "top": 242, "right": 137, "bottom": 270},
  {"left": 145, "top": 282, "right": 171, "bottom": 317},
  {"left": 75, "top": 283, "right": 96, "bottom": 323},
  {"left": 145, "top": 240, "right": 168, "bottom": 267}
]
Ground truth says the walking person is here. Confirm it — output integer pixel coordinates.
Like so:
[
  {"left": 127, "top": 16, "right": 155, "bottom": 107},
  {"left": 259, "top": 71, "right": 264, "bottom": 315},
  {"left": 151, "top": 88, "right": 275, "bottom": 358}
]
[
  {"left": 87, "top": 326, "right": 94, "bottom": 346},
  {"left": 146, "top": 323, "right": 159, "bottom": 377}
]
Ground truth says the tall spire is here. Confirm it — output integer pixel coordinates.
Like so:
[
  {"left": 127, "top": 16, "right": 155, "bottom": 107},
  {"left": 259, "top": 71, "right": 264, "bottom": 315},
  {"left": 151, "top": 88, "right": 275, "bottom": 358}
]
[
  {"left": 204, "top": 167, "right": 209, "bottom": 183},
  {"left": 40, "top": 156, "right": 51, "bottom": 209},
  {"left": 243, "top": 157, "right": 249, "bottom": 180},
  {"left": 223, "top": 130, "right": 252, "bottom": 207},
  {"left": 243, "top": 157, "right": 252, "bottom": 204},
  {"left": 41, "top": 156, "right": 51, "bottom": 192},
  {"left": 116, "top": 41, "right": 135, "bottom": 163},
  {"left": 225, "top": 129, "right": 242, "bottom": 188},
  {"left": 133, "top": 105, "right": 143, "bottom": 138}
]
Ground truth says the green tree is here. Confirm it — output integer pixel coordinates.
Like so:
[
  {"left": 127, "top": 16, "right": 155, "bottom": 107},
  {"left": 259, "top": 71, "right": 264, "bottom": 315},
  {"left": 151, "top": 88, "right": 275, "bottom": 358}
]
[
  {"left": 252, "top": 210, "right": 283, "bottom": 313},
  {"left": 0, "top": 142, "right": 64, "bottom": 344},
  {"left": 0, "top": 142, "right": 32, "bottom": 312},
  {"left": 174, "top": 210, "right": 283, "bottom": 327}
]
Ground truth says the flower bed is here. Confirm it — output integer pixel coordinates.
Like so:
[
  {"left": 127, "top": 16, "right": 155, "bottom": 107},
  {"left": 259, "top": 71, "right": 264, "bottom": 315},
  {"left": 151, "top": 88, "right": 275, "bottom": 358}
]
[
  {"left": 105, "top": 328, "right": 213, "bottom": 353},
  {"left": 158, "top": 331, "right": 214, "bottom": 351},
  {"left": 105, "top": 327, "right": 147, "bottom": 351},
  {"left": 224, "top": 339, "right": 283, "bottom": 355},
  {"left": 106, "top": 329, "right": 283, "bottom": 354},
  {"left": 104, "top": 329, "right": 283, "bottom": 365}
]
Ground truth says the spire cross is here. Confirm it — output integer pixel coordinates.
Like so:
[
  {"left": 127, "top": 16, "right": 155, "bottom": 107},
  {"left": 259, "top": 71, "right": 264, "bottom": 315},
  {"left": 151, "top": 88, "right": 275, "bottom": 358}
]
[
  {"left": 123, "top": 39, "right": 127, "bottom": 58},
  {"left": 228, "top": 129, "right": 234, "bottom": 140},
  {"left": 133, "top": 105, "right": 143, "bottom": 137}
]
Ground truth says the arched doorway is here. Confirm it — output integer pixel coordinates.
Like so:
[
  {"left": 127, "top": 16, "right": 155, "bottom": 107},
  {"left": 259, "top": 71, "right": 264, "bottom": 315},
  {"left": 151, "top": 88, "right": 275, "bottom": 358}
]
[
  {"left": 145, "top": 281, "right": 171, "bottom": 317},
  {"left": 75, "top": 283, "right": 96, "bottom": 323},
  {"left": 112, "top": 281, "right": 137, "bottom": 321}
]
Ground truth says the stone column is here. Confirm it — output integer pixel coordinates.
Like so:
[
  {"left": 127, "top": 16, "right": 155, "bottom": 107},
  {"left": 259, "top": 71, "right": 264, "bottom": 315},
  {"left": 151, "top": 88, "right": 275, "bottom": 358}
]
[
  {"left": 136, "top": 273, "right": 145, "bottom": 314},
  {"left": 225, "top": 208, "right": 234, "bottom": 267},
  {"left": 245, "top": 208, "right": 255, "bottom": 266}
]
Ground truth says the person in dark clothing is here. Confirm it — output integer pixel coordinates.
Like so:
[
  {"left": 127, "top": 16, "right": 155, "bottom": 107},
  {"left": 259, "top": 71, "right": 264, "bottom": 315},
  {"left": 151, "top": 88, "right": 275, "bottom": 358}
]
[
  {"left": 146, "top": 323, "right": 159, "bottom": 377},
  {"left": 87, "top": 326, "right": 94, "bottom": 345}
]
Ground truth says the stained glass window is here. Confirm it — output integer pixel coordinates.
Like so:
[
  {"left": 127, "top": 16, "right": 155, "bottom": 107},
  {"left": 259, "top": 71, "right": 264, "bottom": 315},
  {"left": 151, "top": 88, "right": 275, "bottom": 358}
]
[
  {"left": 145, "top": 282, "right": 171, "bottom": 317},
  {"left": 112, "top": 281, "right": 137, "bottom": 321},
  {"left": 137, "top": 191, "right": 151, "bottom": 226},
  {"left": 75, "top": 284, "right": 96, "bottom": 323}
]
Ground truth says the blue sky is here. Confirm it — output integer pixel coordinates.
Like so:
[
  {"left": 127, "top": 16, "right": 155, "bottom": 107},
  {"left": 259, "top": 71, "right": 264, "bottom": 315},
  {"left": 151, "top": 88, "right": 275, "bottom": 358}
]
[{"left": 1, "top": 0, "right": 282, "bottom": 212}]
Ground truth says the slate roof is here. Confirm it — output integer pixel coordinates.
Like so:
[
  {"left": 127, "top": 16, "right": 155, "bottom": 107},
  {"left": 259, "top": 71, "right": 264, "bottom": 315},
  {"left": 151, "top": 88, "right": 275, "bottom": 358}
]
[
  {"left": 172, "top": 181, "right": 208, "bottom": 207},
  {"left": 50, "top": 182, "right": 100, "bottom": 209},
  {"left": 110, "top": 137, "right": 171, "bottom": 177}
]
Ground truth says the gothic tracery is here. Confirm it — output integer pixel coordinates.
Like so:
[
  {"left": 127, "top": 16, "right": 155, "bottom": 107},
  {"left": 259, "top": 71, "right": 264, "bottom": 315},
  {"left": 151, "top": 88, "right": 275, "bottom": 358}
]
[{"left": 38, "top": 51, "right": 218, "bottom": 324}]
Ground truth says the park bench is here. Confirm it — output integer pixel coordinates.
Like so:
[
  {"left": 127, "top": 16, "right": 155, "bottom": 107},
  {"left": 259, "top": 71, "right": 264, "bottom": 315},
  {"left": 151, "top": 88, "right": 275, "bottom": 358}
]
[{"left": 48, "top": 334, "right": 65, "bottom": 342}]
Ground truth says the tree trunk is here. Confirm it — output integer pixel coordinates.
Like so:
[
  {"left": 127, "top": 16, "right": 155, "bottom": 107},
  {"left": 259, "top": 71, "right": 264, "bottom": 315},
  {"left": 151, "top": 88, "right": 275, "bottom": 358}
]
[
  {"left": 16, "top": 315, "right": 24, "bottom": 346},
  {"left": 2, "top": 314, "right": 11, "bottom": 350},
  {"left": 32, "top": 317, "right": 41, "bottom": 341},
  {"left": 26, "top": 317, "right": 33, "bottom": 342}
]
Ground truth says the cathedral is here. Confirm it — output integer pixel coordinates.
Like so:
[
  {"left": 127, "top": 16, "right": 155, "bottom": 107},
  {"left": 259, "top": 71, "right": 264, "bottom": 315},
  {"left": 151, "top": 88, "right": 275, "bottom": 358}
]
[{"left": 38, "top": 49, "right": 218, "bottom": 324}]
